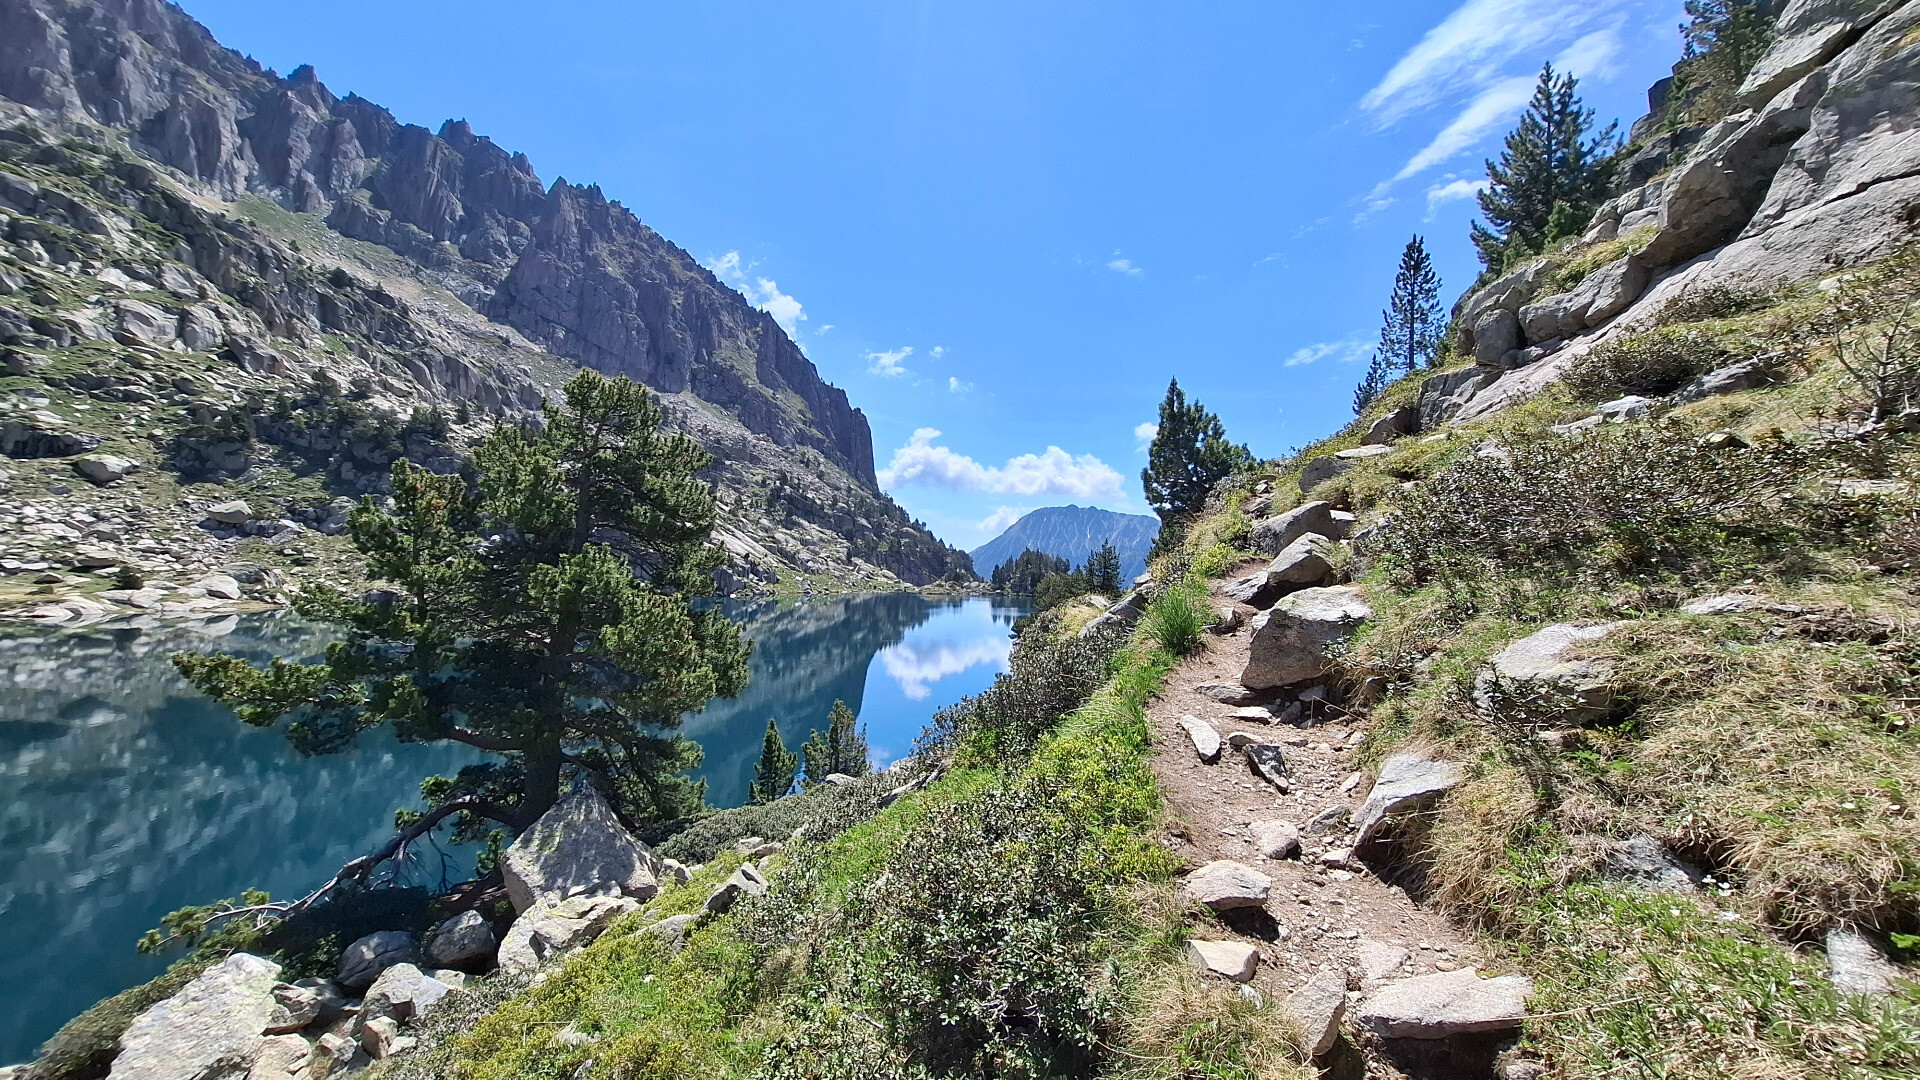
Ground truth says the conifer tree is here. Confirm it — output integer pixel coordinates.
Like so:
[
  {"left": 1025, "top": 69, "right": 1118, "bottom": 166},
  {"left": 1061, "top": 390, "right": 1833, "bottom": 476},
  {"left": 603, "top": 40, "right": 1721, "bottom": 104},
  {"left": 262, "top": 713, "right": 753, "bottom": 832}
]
[
  {"left": 1377, "top": 235, "right": 1444, "bottom": 374},
  {"left": 1142, "top": 379, "right": 1253, "bottom": 524},
  {"left": 749, "top": 717, "right": 799, "bottom": 804},
  {"left": 802, "top": 700, "right": 870, "bottom": 785},
  {"left": 1353, "top": 352, "right": 1393, "bottom": 415},
  {"left": 1472, "top": 64, "right": 1617, "bottom": 271},
  {"left": 174, "top": 370, "right": 750, "bottom": 888},
  {"left": 1084, "top": 542, "right": 1122, "bottom": 596}
]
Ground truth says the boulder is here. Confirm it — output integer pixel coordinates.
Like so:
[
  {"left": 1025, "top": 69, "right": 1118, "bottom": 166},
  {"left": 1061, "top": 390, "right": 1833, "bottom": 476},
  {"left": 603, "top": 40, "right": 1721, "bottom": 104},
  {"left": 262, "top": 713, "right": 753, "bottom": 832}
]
[
  {"left": 1356, "top": 968, "right": 1531, "bottom": 1039},
  {"left": 497, "top": 893, "right": 640, "bottom": 973},
  {"left": 1472, "top": 622, "right": 1620, "bottom": 725},
  {"left": 1362, "top": 405, "right": 1420, "bottom": 445},
  {"left": 1186, "top": 939, "right": 1260, "bottom": 982},
  {"left": 307, "top": 1032, "right": 358, "bottom": 1080},
  {"left": 2, "top": 421, "right": 102, "bottom": 458},
  {"left": 1177, "top": 716, "right": 1222, "bottom": 763},
  {"left": 1282, "top": 968, "right": 1349, "bottom": 1057},
  {"left": 638, "top": 913, "right": 700, "bottom": 952},
  {"left": 357, "top": 963, "right": 452, "bottom": 1029},
  {"left": 502, "top": 786, "right": 661, "bottom": 913},
  {"left": 1416, "top": 366, "right": 1501, "bottom": 430},
  {"left": 1671, "top": 358, "right": 1778, "bottom": 402},
  {"left": 335, "top": 931, "right": 418, "bottom": 991},
  {"left": 1603, "top": 835, "right": 1705, "bottom": 892},
  {"left": 1267, "top": 532, "right": 1335, "bottom": 589},
  {"left": 73, "top": 454, "right": 139, "bottom": 485},
  {"left": 1456, "top": 257, "right": 1552, "bottom": 335},
  {"left": 194, "top": 573, "right": 245, "bottom": 600},
  {"left": 1352, "top": 751, "right": 1467, "bottom": 848},
  {"left": 203, "top": 500, "right": 255, "bottom": 524},
  {"left": 246, "top": 1034, "right": 310, "bottom": 1080},
  {"left": 1240, "top": 586, "right": 1373, "bottom": 690},
  {"left": 1298, "top": 455, "right": 1349, "bottom": 492},
  {"left": 1828, "top": 927, "right": 1899, "bottom": 995},
  {"left": 1736, "top": 0, "right": 1873, "bottom": 109},
  {"left": 115, "top": 299, "right": 177, "bottom": 346},
  {"left": 262, "top": 982, "right": 321, "bottom": 1034},
  {"left": 704, "top": 863, "right": 770, "bottom": 915},
  {"left": 1183, "top": 860, "right": 1272, "bottom": 911},
  {"left": 1356, "top": 940, "right": 1412, "bottom": 985},
  {"left": 1596, "top": 395, "right": 1655, "bottom": 422},
  {"left": 110, "top": 952, "right": 282, "bottom": 1080},
  {"left": 360, "top": 1016, "right": 409, "bottom": 1060},
  {"left": 1472, "top": 307, "right": 1521, "bottom": 365},
  {"left": 1334, "top": 444, "right": 1395, "bottom": 462},
  {"left": 1518, "top": 257, "right": 1649, "bottom": 342},
  {"left": 1680, "top": 592, "right": 1760, "bottom": 615},
  {"left": 1242, "top": 741, "right": 1290, "bottom": 791},
  {"left": 1250, "top": 819, "right": 1301, "bottom": 859},
  {"left": 1249, "top": 501, "right": 1340, "bottom": 556},
  {"left": 424, "top": 909, "right": 497, "bottom": 971}
]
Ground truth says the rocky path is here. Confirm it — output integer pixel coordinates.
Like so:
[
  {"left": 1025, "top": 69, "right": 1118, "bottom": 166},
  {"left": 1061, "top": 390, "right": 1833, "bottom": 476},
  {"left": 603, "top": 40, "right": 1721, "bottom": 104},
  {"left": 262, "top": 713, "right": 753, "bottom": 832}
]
[{"left": 1146, "top": 559, "right": 1529, "bottom": 1079}]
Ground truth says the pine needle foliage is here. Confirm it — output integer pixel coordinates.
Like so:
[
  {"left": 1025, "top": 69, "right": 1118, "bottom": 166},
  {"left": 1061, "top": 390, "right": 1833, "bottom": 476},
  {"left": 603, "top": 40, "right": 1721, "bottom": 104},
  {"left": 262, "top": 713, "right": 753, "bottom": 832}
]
[
  {"left": 1141, "top": 378, "right": 1253, "bottom": 525},
  {"left": 1472, "top": 64, "right": 1617, "bottom": 272},
  {"left": 802, "top": 700, "right": 871, "bottom": 786},
  {"left": 750, "top": 718, "right": 800, "bottom": 804},
  {"left": 173, "top": 369, "right": 751, "bottom": 838},
  {"left": 1378, "top": 235, "right": 1445, "bottom": 374}
]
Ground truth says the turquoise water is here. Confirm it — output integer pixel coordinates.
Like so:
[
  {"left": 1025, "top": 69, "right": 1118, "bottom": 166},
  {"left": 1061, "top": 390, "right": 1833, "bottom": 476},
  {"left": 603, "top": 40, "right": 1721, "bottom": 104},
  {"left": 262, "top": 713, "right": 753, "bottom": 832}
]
[{"left": 0, "top": 594, "right": 1025, "bottom": 1065}]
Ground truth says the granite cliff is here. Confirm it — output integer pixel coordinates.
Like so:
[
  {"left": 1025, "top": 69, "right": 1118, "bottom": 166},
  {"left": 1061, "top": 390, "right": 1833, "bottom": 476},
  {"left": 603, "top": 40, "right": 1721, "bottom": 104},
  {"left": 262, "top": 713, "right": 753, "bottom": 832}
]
[{"left": 0, "top": 0, "right": 968, "bottom": 610}]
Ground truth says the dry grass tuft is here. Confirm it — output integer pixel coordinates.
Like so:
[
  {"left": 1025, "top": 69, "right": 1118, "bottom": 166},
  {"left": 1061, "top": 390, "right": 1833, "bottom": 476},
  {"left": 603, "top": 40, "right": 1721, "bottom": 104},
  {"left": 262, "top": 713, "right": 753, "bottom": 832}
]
[{"left": 1115, "top": 964, "right": 1313, "bottom": 1080}]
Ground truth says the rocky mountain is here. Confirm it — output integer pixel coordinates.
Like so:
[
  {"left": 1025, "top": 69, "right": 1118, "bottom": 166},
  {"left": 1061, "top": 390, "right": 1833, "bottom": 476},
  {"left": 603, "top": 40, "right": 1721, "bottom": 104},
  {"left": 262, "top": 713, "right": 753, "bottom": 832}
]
[
  {"left": 0, "top": 0, "right": 971, "bottom": 614},
  {"left": 970, "top": 505, "right": 1159, "bottom": 584}
]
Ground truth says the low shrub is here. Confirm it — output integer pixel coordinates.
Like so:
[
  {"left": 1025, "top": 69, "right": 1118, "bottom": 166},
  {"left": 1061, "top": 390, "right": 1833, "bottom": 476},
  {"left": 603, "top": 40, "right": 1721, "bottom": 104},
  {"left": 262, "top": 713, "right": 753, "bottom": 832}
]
[
  {"left": 1141, "top": 583, "right": 1209, "bottom": 659},
  {"left": 923, "top": 633, "right": 1113, "bottom": 763},
  {"left": 1561, "top": 325, "right": 1743, "bottom": 400},
  {"left": 1656, "top": 284, "right": 1774, "bottom": 326}
]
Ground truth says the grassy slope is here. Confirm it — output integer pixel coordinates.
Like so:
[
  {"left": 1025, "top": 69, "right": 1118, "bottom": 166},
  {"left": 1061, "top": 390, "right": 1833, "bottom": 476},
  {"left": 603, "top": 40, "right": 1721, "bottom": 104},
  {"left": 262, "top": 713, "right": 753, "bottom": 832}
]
[{"left": 1168, "top": 256, "right": 1920, "bottom": 1077}]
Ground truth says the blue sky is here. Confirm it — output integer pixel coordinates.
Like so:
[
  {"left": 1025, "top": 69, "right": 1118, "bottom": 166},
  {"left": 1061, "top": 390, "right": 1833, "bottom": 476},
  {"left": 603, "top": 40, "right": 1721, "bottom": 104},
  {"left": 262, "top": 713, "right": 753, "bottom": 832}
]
[{"left": 178, "top": 0, "right": 1685, "bottom": 549}]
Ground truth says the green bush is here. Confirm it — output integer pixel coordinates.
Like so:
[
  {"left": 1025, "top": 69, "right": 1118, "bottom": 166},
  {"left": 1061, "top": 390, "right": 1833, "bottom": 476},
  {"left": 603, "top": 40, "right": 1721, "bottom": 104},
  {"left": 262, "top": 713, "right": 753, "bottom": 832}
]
[
  {"left": 921, "top": 634, "right": 1112, "bottom": 763},
  {"left": 1561, "top": 326, "right": 1741, "bottom": 400},
  {"left": 1656, "top": 285, "right": 1772, "bottom": 326},
  {"left": 656, "top": 771, "right": 903, "bottom": 865},
  {"left": 1141, "top": 583, "right": 1208, "bottom": 659}
]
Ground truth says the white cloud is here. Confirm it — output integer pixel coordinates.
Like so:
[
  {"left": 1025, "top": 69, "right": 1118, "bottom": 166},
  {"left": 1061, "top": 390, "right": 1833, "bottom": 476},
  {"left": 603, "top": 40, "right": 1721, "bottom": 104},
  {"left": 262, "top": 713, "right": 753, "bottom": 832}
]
[
  {"left": 1359, "top": 0, "right": 1589, "bottom": 126},
  {"left": 868, "top": 346, "right": 913, "bottom": 377},
  {"left": 704, "top": 250, "right": 808, "bottom": 335},
  {"left": 948, "top": 376, "right": 973, "bottom": 393},
  {"left": 977, "top": 505, "right": 1032, "bottom": 535},
  {"left": 1134, "top": 422, "right": 1159, "bottom": 453},
  {"left": 1426, "top": 176, "right": 1489, "bottom": 216},
  {"left": 1391, "top": 74, "right": 1535, "bottom": 181},
  {"left": 930, "top": 346, "right": 947, "bottom": 359},
  {"left": 1106, "top": 257, "right": 1145, "bottom": 277},
  {"left": 1284, "top": 339, "right": 1370, "bottom": 367},
  {"left": 877, "top": 429, "right": 1126, "bottom": 500},
  {"left": 819, "top": 324, "right": 835, "bottom": 334},
  {"left": 879, "top": 636, "right": 1011, "bottom": 701}
]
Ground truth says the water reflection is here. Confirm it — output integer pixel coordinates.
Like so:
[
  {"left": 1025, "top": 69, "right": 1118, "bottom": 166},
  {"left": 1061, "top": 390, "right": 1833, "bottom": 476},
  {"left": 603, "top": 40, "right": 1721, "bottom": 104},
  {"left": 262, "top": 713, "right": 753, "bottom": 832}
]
[{"left": 0, "top": 594, "right": 1026, "bottom": 1064}]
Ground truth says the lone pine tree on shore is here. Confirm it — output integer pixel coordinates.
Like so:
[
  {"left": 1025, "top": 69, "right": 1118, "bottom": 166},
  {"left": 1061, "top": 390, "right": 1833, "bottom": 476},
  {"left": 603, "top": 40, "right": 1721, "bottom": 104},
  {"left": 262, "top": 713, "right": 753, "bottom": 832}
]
[
  {"left": 1142, "top": 378, "right": 1252, "bottom": 525},
  {"left": 1379, "top": 236, "right": 1443, "bottom": 374},
  {"left": 1472, "top": 63, "right": 1616, "bottom": 271},
  {"left": 802, "top": 700, "right": 871, "bottom": 786},
  {"left": 174, "top": 369, "right": 750, "bottom": 899},
  {"left": 749, "top": 717, "right": 800, "bottom": 803}
]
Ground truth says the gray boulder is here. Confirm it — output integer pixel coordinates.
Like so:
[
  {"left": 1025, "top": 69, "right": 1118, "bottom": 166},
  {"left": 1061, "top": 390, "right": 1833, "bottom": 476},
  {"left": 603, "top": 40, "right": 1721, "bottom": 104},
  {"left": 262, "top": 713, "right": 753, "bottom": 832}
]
[
  {"left": 110, "top": 952, "right": 282, "bottom": 1080},
  {"left": 1177, "top": 716, "right": 1222, "bottom": 763},
  {"left": 1249, "top": 501, "right": 1339, "bottom": 556},
  {"left": 1596, "top": 395, "right": 1655, "bottom": 422},
  {"left": 73, "top": 453, "right": 139, "bottom": 485},
  {"left": 1603, "top": 835, "right": 1705, "bottom": 892},
  {"left": 1186, "top": 939, "right": 1260, "bottom": 982},
  {"left": 308, "top": 1033, "right": 358, "bottom": 1080},
  {"left": 1736, "top": 0, "right": 1881, "bottom": 109},
  {"left": 502, "top": 786, "right": 661, "bottom": 913},
  {"left": 639, "top": 913, "right": 700, "bottom": 953},
  {"left": 357, "top": 963, "right": 454, "bottom": 1031},
  {"left": 1240, "top": 586, "right": 1373, "bottom": 690},
  {"left": 1472, "top": 307, "right": 1521, "bottom": 365},
  {"left": 1357, "top": 968, "right": 1531, "bottom": 1038},
  {"left": 115, "top": 299, "right": 176, "bottom": 346},
  {"left": 1283, "top": 968, "right": 1348, "bottom": 1057},
  {"left": 262, "top": 982, "right": 321, "bottom": 1034},
  {"left": 1, "top": 421, "right": 102, "bottom": 457},
  {"left": 246, "top": 1035, "right": 311, "bottom": 1080},
  {"left": 1362, "top": 405, "right": 1420, "bottom": 445},
  {"left": 705, "top": 863, "right": 771, "bottom": 915},
  {"left": 1183, "top": 860, "right": 1272, "bottom": 911},
  {"left": 1298, "top": 455, "right": 1350, "bottom": 492},
  {"left": 1828, "top": 927, "right": 1900, "bottom": 995},
  {"left": 1416, "top": 366, "right": 1501, "bottom": 430},
  {"left": 202, "top": 500, "right": 255, "bottom": 525},
  {"left": 1267, "top": 532, "right": 1335, "bottom": 589},
  {"left": 1671, "top": 358, "right": 1779, "bottom": 402},
  {"left": 497, "top": 893, "right": 641, "bottom": 973},
  {"left": 335, "top": 931, "right": 418, "bottom": 991},
  {"left": 1250, "top": 819, "right": 1301, "bottom": 859},
  {"left": 424, "top": 909, "right": 498, "bottom": 971},
  {"left": 1519, "top": 257, "right": 1649, "bottom": 343},
  {"left": 1473, "top": 622, "right": 1621, "bottom": 725},
  {"left": 1352, "top": 751, "right": 1467, "bottom": 848}
]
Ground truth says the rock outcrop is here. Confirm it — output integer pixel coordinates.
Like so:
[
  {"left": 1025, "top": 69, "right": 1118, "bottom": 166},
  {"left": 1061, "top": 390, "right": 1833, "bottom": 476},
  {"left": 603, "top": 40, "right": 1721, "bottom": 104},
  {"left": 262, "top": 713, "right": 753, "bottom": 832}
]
[
  {"left": 110, "top": 953, "right": 282, "bottom": 1080},
  {"left": 502, "top": 786, "right": 661, "bottom": 912}
]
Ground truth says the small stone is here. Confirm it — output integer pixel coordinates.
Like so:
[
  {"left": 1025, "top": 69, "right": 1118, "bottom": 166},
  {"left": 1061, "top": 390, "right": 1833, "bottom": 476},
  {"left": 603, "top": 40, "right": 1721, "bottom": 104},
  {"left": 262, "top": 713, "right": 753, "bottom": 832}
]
[
  {"left": 361, "top": 1015, "right": 403, "bottom": 1059},
  {"left": 308, "top": 1032, "right": 357, "bottom": 1080},
  {"left": 262, "top": 982, "right": 321, "bottom": 1034},
  {"left": 1356, "top": 968, "right": 1531, "bottom": 1038},
  {"left": 1229, "top": 706, "right": 1275, "bottom": 723},
  {"left": 1356, "top": 939, "right": 1412, "bottom": 984},
  {"left": 704, "top": 863, "right": 770, "bottom": 915},
  {"left": 1250, "top": 820, "right": 1301, "bottom": 859},
  {"left": 1183, "top": 860, "right": 1272, "bottom": 910},
  {"left": 1283, "top": 968, "right": 1348, "bottom": 1057},
  {"left": 247, "top": 1033, "right": 311, "bottom": 1080},
  {"left": 1242, "top": 741, "right": 1290, "bottom": 792},
  {"left": 1186, "top": 939, "right": 1260, "bottom": 981},
  {"left": 1196, "top": 682, "right": 1260, "bottom": 706},
  {"left": 1304, "top": 807, "right": 1350, "bottom": 836},
  {"left": 1178, "top": 716, "right": 1223, "bottom": 763},
  {"left": 1681, "top": 593, "right": 1758, "bottom": 615},
  {"left": 659, "top": 858, "right": 692, "bottom": 885},
  {"left": 639, "top": 913, "right": 700, "bottom": 952},
  {"left": 1828, "top": 927, "right": 1899, "bottom": 995}
]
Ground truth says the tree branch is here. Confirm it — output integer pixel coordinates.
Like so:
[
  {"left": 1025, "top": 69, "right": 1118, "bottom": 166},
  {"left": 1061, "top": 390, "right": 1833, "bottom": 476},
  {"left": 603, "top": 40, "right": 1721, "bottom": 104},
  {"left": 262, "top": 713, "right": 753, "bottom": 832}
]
[{"left": 444, "top": 726, "right": 524, "bottom": 752}]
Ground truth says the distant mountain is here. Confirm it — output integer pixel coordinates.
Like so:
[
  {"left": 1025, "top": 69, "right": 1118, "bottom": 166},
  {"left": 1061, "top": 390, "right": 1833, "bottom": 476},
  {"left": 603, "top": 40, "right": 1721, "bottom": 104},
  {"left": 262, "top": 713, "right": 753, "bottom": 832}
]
[{"left": 971, "top": 507, "right": 1160, "bottom": 587}]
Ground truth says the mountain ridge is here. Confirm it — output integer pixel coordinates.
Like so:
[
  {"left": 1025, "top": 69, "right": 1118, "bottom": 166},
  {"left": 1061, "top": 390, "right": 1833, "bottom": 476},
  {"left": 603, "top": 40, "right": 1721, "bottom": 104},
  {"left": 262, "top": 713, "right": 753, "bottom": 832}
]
[{"left": 969, "top": 505, "right": 1159, "bottom": 585}]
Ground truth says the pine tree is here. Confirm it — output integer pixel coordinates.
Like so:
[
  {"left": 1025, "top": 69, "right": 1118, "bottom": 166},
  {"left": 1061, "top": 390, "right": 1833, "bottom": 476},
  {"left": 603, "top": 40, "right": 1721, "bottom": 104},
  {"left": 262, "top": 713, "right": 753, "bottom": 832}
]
[
  {"left": 1084, "top": 542, "right": 1122, "bottom": 596},
  {"left": 749, "top": 718, "right": 799, "bottom": 804},
  {"left": 802, "top": 700, "right": 870, "bottom": 785},
  {"left": 173, "top": 370, "right": 751, "bottom": 887},
  {"left": 1472, "top": 64, "right": 1617, "bottom": 271},
  {"left": 1378, "top": 236, "right": 1444, "bottom": 374},
  {"left": 1667, "top": 0, "right": 1777, "bottom": 124},
  {"left": 1141, "top": 379, "right": 1253, "bottom": 524},
  {"left": 990, "top": 549, "right": 1072, "bottom": 594},
  {"left": 1353, "top": 352, "right": 1393, "bottom": 415}
]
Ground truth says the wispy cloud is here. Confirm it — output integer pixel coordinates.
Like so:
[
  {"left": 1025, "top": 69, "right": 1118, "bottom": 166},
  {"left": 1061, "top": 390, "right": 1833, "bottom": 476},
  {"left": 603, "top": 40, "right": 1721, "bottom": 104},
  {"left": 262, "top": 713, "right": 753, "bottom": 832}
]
[
  {"left": 704, "top": 250, "right": 807, "bottom": 336},
  {"left": 1426, "top": 176, "right": 1488, "bottom": 216},
  {"left": 948, "top": 376, "right": 973, "bottom": 393},
  {"left": 977, "top": 505, "right": 1032, "bottom": 535},
  {"left": 1283, "top": 338, "right": 1370, "bottom": 367},
  {"left": 1106, "top": 256, "right": 1145, "bottom": 277},
  {"left": 1392, "top": 74, "right": 1535, "bottom": 181},
  {"left": 1134, "top": 422, "right": 1159, "bottom": 453},
  {"left": 867, "top": 346, "right": 913, "bottom": 377},
  {"left": 878, "top": 429, "right": 1126, "bottom": 501}
]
